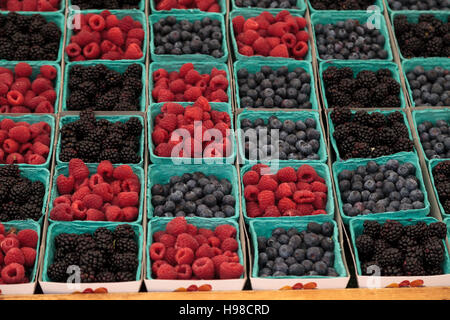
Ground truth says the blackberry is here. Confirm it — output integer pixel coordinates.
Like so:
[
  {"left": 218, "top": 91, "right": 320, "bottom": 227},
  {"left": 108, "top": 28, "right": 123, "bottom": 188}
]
[
  {"left": 29, "top": 46, "right": 45, "bottom": 60},
  {"left": 368, "top": 112, "right": 386, "bottom": 128},
  {"left": 425, "top": 222, "right": 447, "bottom": 239},
  {"left": 115, "top": 271, "right": 135, "bottom": 282},
  {"left": 63, "top": 252, "right": 80, "bottom": 266},
  {"left": 363, "top": 220, "right": 381, "bottom": 239},
  {"left": 76, "top": 140, "right": 101, "bottom": 162},
  {"left": 1, "top": 203, "right": 21, "bottom": 221},
  {"left": 372, "top": 84, "right": 389, "bottom": 102},
  {"left": 404, "top": 222, "right": 427, "bottom": 241},
  {"left": 356, "top": 70, "right": 377, "bottom": 89},
  {"left": 114, "top": 224, "right": 135, "bottom": 240},
  {"left": 80, "top": 250, "right": 105, "bottom": 271},
  {"left": 374, "top": 239, "right": 390, "bottom": 259},
  {"left": 378, "top": 248, "right": 403, "bottom": 267},
  {"left": 19, "top": 202, "right": 42, "bottom": 221},
  {"left": 93, "top": 228, "right": 114, "bottom": 256},
  {"left": 31, "top": 181, "right": 45, "bottom": 197},
  {"left": 330, "top": 107, "right": 352, "bottom": 125},
  {"left": 403, "top": 257, "right": 426, "bottom": 276},
  {"left": 76, "top": 235, "right": 97, "bottom": 252},
  {"left": 380, "top": 95, "right": 401, "bottom": 108},
  {"left": 361, "top": 261, "right": 379, "bottom": 276},
  {"left": 356, "top": 234, "right": 374, "bottom": 259},
  {"left": 0, "top": 165, "right": 20, "bottom": 178},
  {"left": 322, "top": 67, "right": 340, "bottom": 86},
  {"left": 48, "top": 261, "right": 69, "bottom": 282},
  {"left": 111, "top": 252, "right": 138, "bottom": 272},
  {"left": 397, "top": 236, "right": 417, "bottom": 253},
  {"left": 115, "top": 238, "right": 138, "bottom": 253},
  {"left": 392, "top": 137, "right": 414, "bottom": 153},
  {"left": 60, "top": 148, "right": 78, "bottom": 162},
  {"left": 377, "top": 127, "right": 396, "bottom": 146},
  {"left": 95, "top": 271, "right": 116, "bottom": 283},
  {"left": 55, "top": 233, "right": 78, "bottom": 253},
  {"left": 382, "top": 265, "right": 403, "bottom": 276},
  {"left": 41, "top": 22, "right": 61, "bottom": 41},
  {"left": 351, "top": 142, "right": 371, "bottom": 158},
  {"left": 371, "top": 145, "right": 392, "bottom": 158},
  {"left": 124, "top": 118, "right": 143, "bottom": 136},
  {"left": 423, "top": 239, "right": 444, "bottom": 267},
  {"left": 386, "top": 111, "right": 404, "bottom": 125},
  {"left": 67, "top": 91, "right": 90, "bottom": 111},
  {"left": 123, "top": 64, "right": 142, "bottom": 79},
  {"left": 405, "top": 246, "right": 424, "bottom": 262},
  {"left": 14, "top": 46, "right": 30, "bottom": 60},
  {"left": 120, "top": 147, "right": 140, "bottom": 164},
  {"left": 105, "top": 70, "right": 123, "bottom": 87},
  {"left": 376, "top": 69, "right": 392, "bottom": 79},
  {"left": 380, "top": 220, "right": 403, "bottom": 243},
  {"left": 426, "top": 266, "right": 443, "bottom": 276},
  {"left": 353, "top": 88, "right": 371, "bottom": 107},
  {"left": 80, "top": 265, "right": 96, "bottom": 283},
  {"left": 99, "top": 149, "right": 121, "bottom": 163}
]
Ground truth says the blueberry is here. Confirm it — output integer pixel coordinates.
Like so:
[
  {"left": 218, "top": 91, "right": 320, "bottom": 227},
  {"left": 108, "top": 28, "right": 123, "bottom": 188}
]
[
  {"left": 313, "top": 261, "right": 328, "bottom": 275},
  {"left": 321, "top": 237, "right": 334, "bottom": 251},
  {"left": 266, "top": 247, "right": 278, "bottom": 260},
  {"left": 303, "top": 232, "right": 320, "bottom": 247},
  {"left": 278, "top": 234, "right": 290, "bottom": 245},
  {"left": 288, "top": 235, "right": 302, "bottom": 249},
  {"left": 347, "top": 191, "right": 361, "bottom": 204},
  {"left": 294, "top": 248, "right": 306, "bottom": 262},
  {"left": 306, "top": 247, "right": 323, "bottom": 262},
  {"left": 409, "top": 189, "right": 424, "bottom": 202},
  {"left": 301, "top": 259, "right": 314, "bottom": 272},
  {"left": 273, "top": 262, "right": 289, "bottom": 274},
  {"left": 327, "top": 267, "right": 339, "bottom": 277},
  {"left": 322, "top": 251, "right": 335, "bottom": 267}
]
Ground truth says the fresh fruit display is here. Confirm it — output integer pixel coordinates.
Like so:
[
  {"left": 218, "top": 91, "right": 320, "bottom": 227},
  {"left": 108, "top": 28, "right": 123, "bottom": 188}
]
[
  {"left": 417, "top": 119, "right": 450, "bottom": 159},
  {"left": 232, "top": 11, "right": 309, "bottom": 60},
  {"left": 355, "top": 220, "right": 447, "bottom": 276},
  {"left": 71, "top": 0, "right": 141, "bottom": 9},
  {"left": 0, "top": 223, "right": 38, "bottom": 284},
  {"left": 234, "top": 0, "right": 300, "bottom": 9},
  {"left": 310, "top": 0, "right": 375, "bottom": 10},
  {"left": 257, "top": 222, "right": 339, "bottom": 277},
  {"left": 331, "top": 109, "right": 414, "bottom": 159},
  {"left": 0, "top": 165, "right": 46, "bottom": 221},
  {"left": 315, "top": 19, "right": 389, "bottom": 60},
  {"left": 152, "top": 63, "right": 229, "bottom": 103},
  {"left": 236, "top": 65, "right": 312, "bottom": 109},
  {"left": 151, "top": 98, "right": 232, "bottom": 159},
  {"left": 59, "top": 110, "right": 142, "bottom": 164},
  {"left": 243, "top": 164, "right": 328, "bottom": 218},
  {"left": 406, "top": 65, "right": 450, "bottom": 107},
  {"left": 1, "top": 0, "right": 61, "bottom": 11},
  {"left": 240, "top": 116, "right": 321, "bottom": 161},
  {"left": 65, "top": 11, "right": 144, "bottom": 61},
  {"left": 154, "top": 0, "right": 221, "bottom": 11},
  {"left": 0, "top": 12, "right": 61, "bottom": 61},
  {"left": 387, "top": 0, "right": 449, "bottom": 10},
  {"left": 431, "top": 161, "right": 450, "bottom": 215},
  {"left": 150, "top": 217, "right": 244, "bottom": 280},
  {"left": 153, "top": 15, "right": 224, "bottom": 58},
  {"left": 47, "top": 224, "right": 139, "bottom": 283},
  {"left": 66, "top": 63, "right": 143, "bottom": 111},
  {"left": 50, "top": 159, "right": 140, "bottom": 222},
  {"left": 322, "top": 66, "right": 401, "bottom": 109},
  {"left": 393, "top": 14, "right": 450, "bottom": 59}
]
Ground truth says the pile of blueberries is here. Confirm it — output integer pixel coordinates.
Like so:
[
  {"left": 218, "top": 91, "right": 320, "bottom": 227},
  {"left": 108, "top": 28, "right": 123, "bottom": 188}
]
[
  {"left": 387, "top": 0, "right": 450, "bottom": 10},
  {"left": 337, "top": 159, "right": 426, "bottom": 217},
  {"left": 406, "top": 65, "right": 450, "bottom": 107},
  {"left": 234, "top": 0, "right": 299, "bottom": 8},
  {"left": 417, "top": 119, "right": 450, "bottom": 159}
]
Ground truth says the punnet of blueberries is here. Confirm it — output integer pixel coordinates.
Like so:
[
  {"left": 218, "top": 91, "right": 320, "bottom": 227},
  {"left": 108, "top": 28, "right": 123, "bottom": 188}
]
[
  {"left": 237, "top": 65, "right": 312, "bottom": 109},
  {"left": 314, "top": 19, "right": 389, "bottom": 60},
  {"left": 337, "top": 159, "right": 426, "bottom": 217},
  {"left": 151, "top": 172, "right": 236, "bottom": 218},
  {"left": 406, "top": 65, "right": 450, "bottom": 107},
  {"left": 431, "top": 160, "right": 450, "bottom": 215},
  {"left": 240, "top": 115, "right": 322, "bottom": 161},
  {"left": 257, "top": 222, "right": 340, "bottom": 277},
  {"left": 310, "top": 0, "right": 376, "bottom": 10},
  {"left": 235, "top": 0, "right": 299, "bottom": 8},
  {"left": 417, "top": 119, "right": 450, "bottom": 159},
  {"left": 388, "top": 0, "right": 450, "bottom": 10}
]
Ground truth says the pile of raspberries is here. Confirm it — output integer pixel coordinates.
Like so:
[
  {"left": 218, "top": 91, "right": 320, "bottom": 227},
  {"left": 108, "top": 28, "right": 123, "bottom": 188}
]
[
  {"left": 71, "top": 0, "right": 140, "bottom": 9},
  {"left": 154, "top": 0, "right": 221, "bottom": 11},
  {"left": 150, "top": 217, "right": 244, "bottom": 280},
  {"left": 50, "top": 159, "right": 140, "bottom": 222},
  {"left": 232, "top": 11, "right": 309, "bottom": 60},
  {"left": 152, "top": 98, "right": 232, "bottom": 158},
  {"left": 0, "top": 63, "right": 58, "bottom": 114},
  {"left": 243, "top": 164, "right": 328, "bottom": 218},
  {"left": 1, "top": 0, "right": 60, "bottom": 11},
  {"left": 65, "top": 11, "right": 144, "bottom": 61},
  {"left": 0, "top": 224, "right": 38, "bottom": 284},
  {"left": 0, "top": 118, "right": 51, "bottom": 165},
  {"left": 152, "top": 63, "right": 229, "bottom": 103}
]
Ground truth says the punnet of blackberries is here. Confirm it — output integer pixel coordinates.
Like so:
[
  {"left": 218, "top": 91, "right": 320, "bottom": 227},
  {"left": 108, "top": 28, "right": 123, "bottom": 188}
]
[
  {"left": 310, "top": 0, "right": 377, "bottom": 10},
  {"left": 406, "top": 65, "right": 450, "bottom": 107},
  {"left": 59, "top": 110, "right": 142, "bottom": 164},
  {"left": 47, "top": 224, "right": 139, "bottom": 283},
  {"left": 331, "top": 109, "right": 414, "bottom": 160},
  {"left": 338, "top": 159, "right": 426, "bottom": 217},
  {"left": 234, "top": 0, "right": 299, "bottom": 9},
  {"left": 388, "top": 0, "right": 450, "bottom": 10},
  {"left": 66, "top": 64, "right": 143, "bottom": 111},
  {"left": 257, "top": 222, "right": 340, "bottom": 277},
  {"left": 356, "top": 220, "right": 448, "bottom": 277},
  {"left": 417, "top": 119, "right": 450, "bottom": 159},
  {"left": 432, "top": 160, "right": 450, "bottom": 215},
  {"left": 237, "top": 65, "right": 312, "bottom": 109},
  {"left": 70, "top": 0, "right": 141, "bottom": 9},
  {"left": 0, "top": 165, "right": 46, "bottom": 222},
  {"left": 323, "top": 67, "right": 402, "bottom": 109},
  {"left": 393, "top": 14, "right": 450, "bottom": 59},
  {"left": 240, "top": 116, "right": 321, "bottom": 161},
  {"left": 151, "top": 172, "right": 236, "bottom": 218}
]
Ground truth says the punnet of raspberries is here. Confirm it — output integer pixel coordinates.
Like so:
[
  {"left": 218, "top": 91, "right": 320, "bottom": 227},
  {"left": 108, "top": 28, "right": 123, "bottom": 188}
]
[
  {"left": 150, "top": 217, "right": 244, "bottom": 280},
  {"left": 243, "top": 164, "right": 328, "bottom": 218},
  {"left": 232, "top": 11, "right": 309, "bottom": 60},
  {"left": 71, "top": 0, "right": 141, "bottom": 10},
  {"left": 0, "top": 223, "right": 39, "bottom": 284},
  {"left": 152, "top": 98, "right": 232, "bottom": 159},
  {"left": 1, "top": 0, "right": 61, "bottom": 11},
  {"left": 154, "top": 0, "right": 221, "bottom": 11},
  {"left": 50, "top": 159, "right": 140, "bottom": 222},
  {"left": 0, "top": 118, "right": 52, "bottom": 165},
  {"left": 152, "top": 63, "right": 229, "bottom": 103},
  {"left": 65, "top": 10, "right": 145, "bottom": 61}
]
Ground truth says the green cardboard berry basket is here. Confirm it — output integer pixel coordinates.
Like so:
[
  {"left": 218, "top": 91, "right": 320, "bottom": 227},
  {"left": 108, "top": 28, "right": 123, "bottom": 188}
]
[
  {"left": 68, "top": 0, "right": 145, "bottom": 11},
  {"left": 150, "top": 0, "right": 226, "bottom": 14},
  {"left": 236, "top": 110, "right": 327, "bottom": 165},
  {"left": 56, "top": 114, "right": 145, "bottom": 167},
  {"left": 147, "top": 164, "right": 239, "bottom": 220},
  {"left": 149, "top": 61, "right": 231, "bottom": 106},
  {"left": 240, "top": 162, "right": 335, "bottom": 223},
  {"left": 0, "top": 12, "right": 65, "bottom": 63},
  {"left": 146, "top": 217, "right": 244, "bottom": 280},
  {"left": 328, "top": 109, "right": 415, "bottom": 162},
  {"left": 446, "top": 218, "right": 450, "bottom": 238},
  {"left": 62, "top": 61, "right": 146, "bottom": 112},
  {"left": 308, "top": 0, "right": 383, "bottom": 14},
  {"left": 428, "top": 159, "right": 450, "bottom": 218},
  {"left": 390, "top": 11, "right": 450, "bottom": 61},
  {"left": 233, "top": 60, "right": 318, "bottom": 110},
  {"left": 402, "top": 58, "right": 450, "bottom": 108},
  {"left": 333, "top": 153, "right": 430, "bottom": 225},
  {"left": 230, "top": 1, "right": 306, "bottom": 14},
  {"left": 148, "top": 102, "right": 236, "bottom": 164},
  {"left": 48, "top": 164, "right": 145, "bottom": 224},
  {"left": 1, "top": 0, "right": 65, "bottom": 13},
  {"left": 249, "top": 217, "right": 348, "bottom": 279},
  {"left": 149, "top": 12, "right": 228, "bottom": 63},
  {"left": 65, "top": 10, "right": 148, "bottom": 63},
  {"left": 318, "top": 60, "right": 406, "bottom": 109},
  {"left": 230, "top": 9, "right": 312, "bottom": 62},
  {"left": 310, "top": 11, "right": 393, "bottom": 63}
]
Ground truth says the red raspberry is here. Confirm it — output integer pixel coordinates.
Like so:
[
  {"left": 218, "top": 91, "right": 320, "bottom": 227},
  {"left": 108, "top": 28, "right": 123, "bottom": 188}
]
[
  {"left": 313, "top": 192, "right": 327, "bottom": 210},
  {"left": 186, "top": 224, "right": 197, "bottom": 236},
  {"left": 69, "top": 159, "right": 89, "bottom": 181},
  {"left": 184, "top": 69, "right": 202, "bottom": 85},
  {"left": 4, "top": 247, "right": 25, "bottom": 265},
  {"left": 175, "top": 264, "right": 192, "bottom": 280},
  {"left": 153, "top": 231, "right": 166, "bottom": 242},
  {"left": 104, "top": 205, "right": 122, "bottom": 221},
  {"left": 168, "top": 79, "right": 186, "bottom": 94},
  {"left": 164, "top": 247, "right": 177, "bottom": 266},
  {"left": 192, "top": 257, "right": 215, "bottom": 280},
  {"left": 11, "top": 79, "right": 30, "bottom": 95},
  {"left": 71, "top": 186, "right": 90, "bottom": 202},
  {"left": 311, "top": 181, "right": 327, "bottom": 193},
  {"left": 195, "top": 243, "right": 214, "bottom": 258},
  {"left": 243, "top": 170, "right": 260, "bottom": 186},
  {"left": 214, "top": 224, "right": 237, "bottom": 241},
  {"left": 83, "top": 42, "right": 101, "bottom": 59},
  {"left": 128, "top": 28, "right": 145, "bottom": 41},
  {"left": 184, "top": 87, "right": 202, "bottom": 101},
  {"left": 246, "top": 201, "right": 262, "bottom": 217},
  {"left": 152, "top": 260, "right": 168, "bottom": 275},
  {"left": 150, "top": 242, "right": 166, "bottom": 260},
  {"left": 156, "top": 263, "right": 177, "bottom": 279},
  {"left": 178, "top": 63, "right": 193, "bottom": 78},
  {"left": 7, "top": 91, "right": 24, "bottom": 106},
  {"left": 232, "top": 16, "right": 245, "bottom": 34},
  {"left": 162, "top": 102, "right": 185, "bottom": 115},
  {"left": 296, "top": 204, "right": 314, "bottom": 216},
  {"left": 263, "top": 205, "right": 281, "bottom": 217},
  {"left": 219, "top": 262, "right": 244, "bottom": 279},
  {"left": 207, "top": 236, "right": 221, "bottom": 248},
  {"left": 53, "top": 195, "right": 71, "bottom": 207},
  {"left": 210, "top": 89, "right": 228, "bottom": 102},
  {"left": 198, "top": 228, "right": 214, "bottom": 238},
  {"left": 221, "top": 238, "right": 238, "bottom": 252},
  {"left": 88, "top": 173, "right": 104, "bottom": 190},
  {"left": 251, "top": 163, "right": 270, "bottom": 175},
  {"left": 270, "top": 44, "right": 289, "bottom": 58},
  {"left": 278, "top": 197, "right": 296, "bottom": 213},
  {"left": 155, "top": 143, "right": 173, "bottom": 157},
  {"left": 243, "top": 185, "right": 258, "bottom": 203},
  {"left": 312, "top": 209, "right": 326, "bottom": 215},
  {"left": 153, "top": 68, "right": 169, "bottom": 81},
  {"left": 212, "top": 255, "right": 229, "bottom": 274},
  {"left": 166, "top": 218, "right": 188, "bottom": 237},
  {"left": 122, "top": 207, "right": 138, "bottom": 221},
  {"left": 257, "top": 176, "right": 278, "bottom": 192},
  {"left": 293, "top": 41, "right": 308, "bottom": 58},
  {"left": 1, "top": 263, "right": 25, "bottom": 284},
  {"left": 275, "top": 183, "right": 293, "bottom": 199},
  {"left": 159, "top": 234, "right": 176, "bottom": 248},
  {"left": 1, "top": 237, "right": 19, "bottom": 254},
  {"left": 50, "top": 203, "right": 74, "bottom": 221},
  {"left": 158, "top": 113, "right": 177, "bottom": 132},
  {"left": 252, "top": 37, "right": 271, "bottom": 56},
  {"left": 15, "top": 63, "right": 32, "bottom": 78},
  {"left": 124, "top": 43, "right": 143, "bottom": 60},
  {"left": 56, "top": 174, "right": 75, "bottom": 195},
  {"left": 175, "top": 233, "right": 199, "bottom": 251},
  {"left": 195, "top": 234, "right": 208, "bottom": 246},
  {"left": 82, "top": 194, "right": 103, "bottom": 210},
  {"left": 257, "top": 190, "right": 275, "bottom": 211},
  {"left": 293, "top": 190, "right": 315, "bottom": 204},
  {"left": 3, "top": 139, "right": 19, "bottom": 154},
  {"left": 156, "top": 0, "right": 177, "bottom": 10},
  {"left": 96, "top": 160, "right": 113, "bottom": 179},
  {"left": 297, "top": 164, "right": 318, "bottom": 183},
  {"left": 21, "top": 247, "right": 37, "bottom": 268},
  {"left": 117, "top": 192, "right": 139, "bottom": 207},
  {"left": 0, "top": 223, "right": 4, "bottom": 235},
  {"left": 112, "top": 165, "right": 134, "bottom": 180},
  {"left": 151, "top": 127, "right": 169, "bottom": 146},
  {"left": 296, "top": 181, "right": 312, "bottom": 191},
  {"left": 71, "top": 200, "right": 87, "bottom": 220}
]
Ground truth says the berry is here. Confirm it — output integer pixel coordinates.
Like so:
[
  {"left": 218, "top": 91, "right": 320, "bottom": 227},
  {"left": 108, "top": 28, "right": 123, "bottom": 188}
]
[
  {"left": 192, "top": 257, "right": 215, "bottom": 279},
  {"left": 17, "top": 229, "right": 38, "bottom": 248}
]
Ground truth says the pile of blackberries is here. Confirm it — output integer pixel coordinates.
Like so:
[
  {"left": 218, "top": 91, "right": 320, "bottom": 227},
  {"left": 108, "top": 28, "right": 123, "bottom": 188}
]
[
  {"left": 331, "top": 109, "right": 414, "bottom": 159},
  {"left": 151, "top": 172, "right": 236, "bottom": 218},
  {"left": 0, "top": 165, "right": 46, "bottom": 222},
  {"left": 234, "top": 0, "right": 299, "bottom": 9},
  {"left": 70, "top": 0, "right": 141, "bottom": 9},
  {"left": 310, "top": 0, "right": 375, "bottom": 10},
  {"left": 47, "top": 225, "right": 139, "bottom": 283},
  {"left": 315, "top": 19, "right": 388, "bottom": 60},
  {"left": 406, "top": 65, "right": 450, "bottom": 107},
  {"left": 59, "top": 110, "right": 142, "bottom": 164},
  {"left": 257, "top": 222, "right": 340, "bottom": 277},
  {"left": 356, "top": 220, "right": 447, "bottom": 276},
  {"left": 432, "top": 161, "right": 450, "bottom": 215},
  {"left": 153, "top": 16, "right": 224, "bottom": 58},
  {"left": 323, "top": 66, "right": 401, "bottom": 109},
  {"left": 393, "top": 14, "right": 450, "bottom": 59},
  {"left": 417, "top": 119, "right": 450, "bottom": 159},
  {"left": 0, "top": 12, "right": 61, "bottom": 61},
  {"left": 388, "top": 0, "right": 449, "bottom": 11},
  {"left": 237, "top": 65, "right": 312, "bottom": 109},
  {"left": 240, "top": 116, "right": 321, "bottom": 161},
  {"left": 338, "top": 159, "right": 425, "bottom": 217}
]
